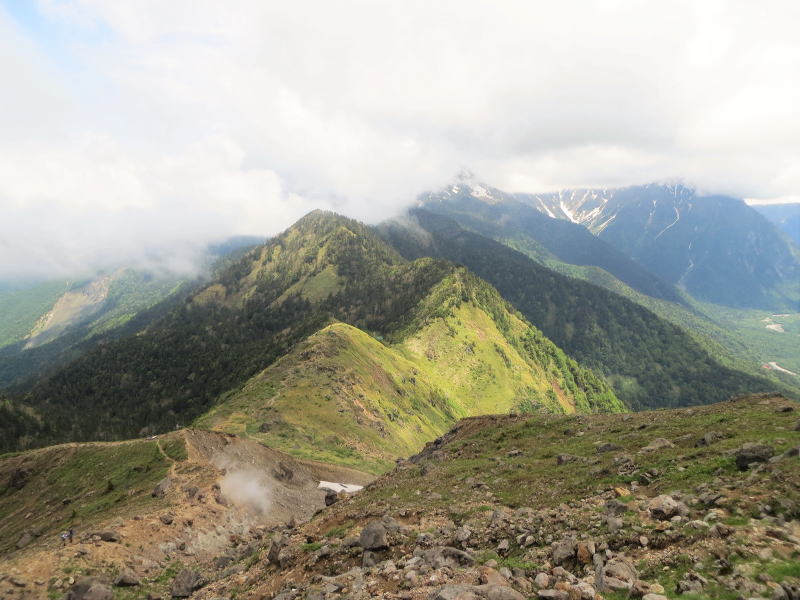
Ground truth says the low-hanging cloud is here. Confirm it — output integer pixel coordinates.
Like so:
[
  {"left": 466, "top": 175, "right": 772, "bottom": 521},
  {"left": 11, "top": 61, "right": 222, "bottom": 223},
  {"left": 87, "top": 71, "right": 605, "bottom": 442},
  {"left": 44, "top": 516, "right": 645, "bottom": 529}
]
[{"left": 1, "top": 1, "right": 799, "bottom": 279}]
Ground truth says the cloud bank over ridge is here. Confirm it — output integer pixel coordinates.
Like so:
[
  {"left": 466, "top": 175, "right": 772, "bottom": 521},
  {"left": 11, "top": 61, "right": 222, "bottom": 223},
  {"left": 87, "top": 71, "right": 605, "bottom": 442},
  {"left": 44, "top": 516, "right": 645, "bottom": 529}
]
[{"left": 1, "top": 1, "right": 799, "bottom": 278}]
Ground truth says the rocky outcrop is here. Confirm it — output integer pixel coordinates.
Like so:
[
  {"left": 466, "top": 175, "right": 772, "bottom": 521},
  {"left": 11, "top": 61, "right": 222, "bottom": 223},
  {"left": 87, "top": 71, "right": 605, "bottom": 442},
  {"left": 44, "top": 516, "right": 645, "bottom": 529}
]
[
  {"left": 64, "top": 577, "right": 113, "bottom": 600},
  {"left": 735, "top": 443, "right": 775, "bottom": 470},
  {"left": 170, "top": 569, "right": 206, "bottom": 598}
]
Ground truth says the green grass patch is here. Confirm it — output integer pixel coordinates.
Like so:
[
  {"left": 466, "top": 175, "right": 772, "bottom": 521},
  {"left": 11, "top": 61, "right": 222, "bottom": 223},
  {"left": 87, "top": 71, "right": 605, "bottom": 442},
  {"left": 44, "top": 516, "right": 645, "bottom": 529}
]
[
  {"left": 159, "top": 436, "right": 188, "bottom": 462},
  {"left": 301, "top": 542, "right": 324, "bottom": 552}
]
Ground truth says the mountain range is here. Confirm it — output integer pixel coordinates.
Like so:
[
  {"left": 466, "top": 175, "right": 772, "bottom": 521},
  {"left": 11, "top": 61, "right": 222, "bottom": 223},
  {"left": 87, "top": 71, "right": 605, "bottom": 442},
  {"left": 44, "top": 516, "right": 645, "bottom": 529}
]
[
  {"left": 2, "top": 211, "right": 620, "bottom": 454},
  {"left": 753, "top": 202, "right": 800, "bottom": 245},
  {"left": 1, "top": 183, "right": 798, "bottom": 599},
  {"left": 524, "top": 183, "right": 800, "bottom": 310},
  {"left": 2, "top": 195, "right": 797, "bottom": 453}
]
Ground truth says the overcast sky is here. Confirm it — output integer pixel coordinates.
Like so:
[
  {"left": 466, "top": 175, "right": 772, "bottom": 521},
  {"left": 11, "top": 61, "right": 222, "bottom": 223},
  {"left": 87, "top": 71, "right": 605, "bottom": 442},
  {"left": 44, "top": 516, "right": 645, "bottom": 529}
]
[{"left": 1, "top": 1, "right": 799, "bottom": 279}]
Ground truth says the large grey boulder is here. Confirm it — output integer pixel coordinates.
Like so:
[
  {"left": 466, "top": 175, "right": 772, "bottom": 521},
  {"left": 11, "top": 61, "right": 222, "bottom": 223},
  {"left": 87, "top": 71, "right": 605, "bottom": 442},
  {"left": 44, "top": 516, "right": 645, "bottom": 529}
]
[
  {"left": 152, "top": 476, "right": 172, "bottom": 498},
  {"left": 427, "top": 584, "right": 524, "bottom": 600},
  {"left": 359, "top": 520, "right": 388, "bottom": 550},
  {"left": 113, "top": 569, "right": 140, "bottom": 587},
  {"left": 323, "top": 488, "right": 339, "bottom": 506},
  {"left": 604, "top": 556, "right": 638, "bottom": 590},
  {"left": 640, "top": 438, "right": 674, "bottom": 452},
  {"left": 64, "top": 577, "right": 113, "bottom": 600},
  {"left": 648, "top": 495, "right": 687, "bottom": 520},
  {"left": 170, "top": 569, "right": 207, "bottom": 598},
  {"left": 479, "top": 584, "right": 526, "bottom": 600},
  {"left": 735, "top": 443, "right": 775, "bottom": 470},
  {"left": 15, "top": 531, "right": 34, "bottom": 549},
  {"left": 597, "top": 442, "right": 621, "bottom": 453},
  {"left": 695, "top": 431, "right": 723, "bottom": 447},
  {"left": 428, "top": 584, "right": 481, "bottom": 600},
  {"left": 423, "top": 546, "right": 476, "bottom": 569},
  {"left": 90, "top": 530, "right": 120, "bottom": 543},
  {"left": 267, "top": 534, "right": 289, "bottom": 566},
  {"left": 551, "top": 538, "right": 575, "bottom": 565}
]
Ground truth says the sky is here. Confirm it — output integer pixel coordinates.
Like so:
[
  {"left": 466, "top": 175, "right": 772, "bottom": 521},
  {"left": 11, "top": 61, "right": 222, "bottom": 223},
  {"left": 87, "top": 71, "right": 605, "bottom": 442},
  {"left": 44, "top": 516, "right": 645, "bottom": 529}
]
[{"left": 1, "top": 0, "right": 799, "bottom": 280}]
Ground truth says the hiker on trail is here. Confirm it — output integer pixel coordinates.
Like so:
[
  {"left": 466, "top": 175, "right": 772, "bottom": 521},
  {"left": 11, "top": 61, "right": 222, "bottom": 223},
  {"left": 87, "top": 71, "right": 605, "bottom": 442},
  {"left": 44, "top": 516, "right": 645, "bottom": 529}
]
[
  {"left": 60, "top": 532, "right": 68, "bottom": 547},
  {"left": 68, "top": 528, "right": 75, "bottom": 543}
]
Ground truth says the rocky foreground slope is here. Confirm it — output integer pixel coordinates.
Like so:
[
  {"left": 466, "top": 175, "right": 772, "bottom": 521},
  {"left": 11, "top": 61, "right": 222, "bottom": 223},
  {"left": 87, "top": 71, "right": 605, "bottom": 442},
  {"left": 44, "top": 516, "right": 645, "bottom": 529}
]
[
  {"left": 2, "top": 394, "right": 798, "bottom": 600},
  {"left": 193, "top": 394, "right": 799, "bottom": 600},
  {"left": 0, "top": 430, "right": 371, "bottom": 599}
]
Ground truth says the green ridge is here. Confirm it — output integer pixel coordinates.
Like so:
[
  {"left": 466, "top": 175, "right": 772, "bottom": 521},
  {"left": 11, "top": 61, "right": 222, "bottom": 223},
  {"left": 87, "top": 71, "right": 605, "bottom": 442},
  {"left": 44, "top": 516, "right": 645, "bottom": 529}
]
[{"left": 198, "top": 268, "right": 621, "bottom": 473}]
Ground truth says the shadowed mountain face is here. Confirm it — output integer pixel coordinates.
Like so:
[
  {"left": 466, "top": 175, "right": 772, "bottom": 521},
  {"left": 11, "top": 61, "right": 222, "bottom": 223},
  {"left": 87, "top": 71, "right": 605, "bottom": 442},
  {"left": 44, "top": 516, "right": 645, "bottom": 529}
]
[
  {"left": 4, "top": 210, "right": 618, "bottom": 453},
  {"left": 420, "top": 180, "right": 685, "bottom": 305},
  {"left": 752, "top": 202, "right": 800, "bottom": 245},
  {"left": 378, "top": 209, "right": 781, "bottom": 410},
  {"left": 526, "top": 184, "right": 800, "bottom": 310}
]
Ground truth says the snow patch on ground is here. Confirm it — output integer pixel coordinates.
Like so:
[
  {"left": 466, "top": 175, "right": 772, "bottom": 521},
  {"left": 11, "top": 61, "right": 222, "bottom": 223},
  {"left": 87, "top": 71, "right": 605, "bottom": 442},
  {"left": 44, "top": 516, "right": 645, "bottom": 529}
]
[
  {"left": 318, "top": 481, "right": 364, "bottom": 493},
  {"left": 560, "top": 200, "right": 578, "bottom": 223}
]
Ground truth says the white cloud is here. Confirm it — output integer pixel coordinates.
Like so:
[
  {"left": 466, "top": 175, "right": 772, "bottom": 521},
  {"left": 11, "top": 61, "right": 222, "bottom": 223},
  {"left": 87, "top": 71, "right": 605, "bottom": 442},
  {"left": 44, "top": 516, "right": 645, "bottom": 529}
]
[{"left": 1, "top": 0, "right": 799, "bottom": 278}]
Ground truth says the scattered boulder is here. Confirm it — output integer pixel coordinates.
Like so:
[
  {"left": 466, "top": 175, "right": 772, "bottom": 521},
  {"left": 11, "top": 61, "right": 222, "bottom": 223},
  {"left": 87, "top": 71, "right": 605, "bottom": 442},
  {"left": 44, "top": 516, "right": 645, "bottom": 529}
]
[
  {"left": 324, "top": 488, "right": 339, "bottom": 506},
  {"left": 536, "top": 591, "right": 568, "bottom": 599},
  {"left": 428, "top": 584, "right": 524, "bottom": 600},
  {"left": 479, "top": 584, "right": 525, "bottom": 600},
  {"left": 267, "top": 534, "right": 289, "bottom": 566},
  {"left": 534, "top": 573, "right": 550, "bottom": 589},
  {"left": 556, "top": 454, "right": 579, "bottom": 465},
  {"left": 696, "top": 431, "right": 723, "bottom": 447},
  {"left": 604, "top": 556, "right": 638, "bottom": 590},
  {"left": 607, "top": 516, "right": 624, "bottom": 532},
  {"left": 159, "top": 514, "right": 174, "bottom": 525},
  {"left": 8, "top": 467, "right": 31, "bottom": 490},
  {"left": 597, "top": 442, "right": 621, "bottom": 453},
  {"left": 423, "top": 546, "right": 476, "bottom": 569},
  {"left": 648, "top": 495, "right": 687, "bottom": 520},
  {"left": 170, "top": 569, "right": 206, "bottom": 598},
  {"left": 359, "top": 520, "right": 389, "bottom": 550},
  {"left": 576, "top": 541, "right": 595, "bottom": 565},
  {"left": 478, "top": 566, "right": 508, "bottom": 586},
  {"left": 362, "top": 550, "right": 379, "bottom": 568},
  {"left": 551, "top": 538, "right": 575, "bottom": 565},
  {"left": 113, "top": 569, "right": 140, "bottom": 587},
  {"left": 212, "top": 554, "right": 234, "bottom": 570},
  {"left": 428, "top": 584, "right": 481, "bottom": 600},
  {"left": 676, "top": 572, "right": 707, "bottom": 594},
  {"left": 64, "top": 577, "right": 113, "bottom": 600},
  {"left": 735, "top": 443, "right": 775, "bottom": 470},
  {"left": 16, "top": 531, "right": 34, "bottom": 549},
  {"left": 605, "top": 499, "right": 629, "bottom": 515},
  {"left": 90, "top": 531, "right": 120, "bottom": 543},
  {"left": 640, "top": 438, "right": 674, "bottom": 452},
  {"left": 152, "top": 477, "right": 172, "bottom": 498}
]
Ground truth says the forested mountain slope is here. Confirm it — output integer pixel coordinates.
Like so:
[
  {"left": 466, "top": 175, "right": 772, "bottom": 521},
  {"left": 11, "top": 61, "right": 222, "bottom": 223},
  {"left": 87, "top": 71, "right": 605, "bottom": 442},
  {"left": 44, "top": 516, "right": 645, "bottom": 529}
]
[
  {"left": 4, "top": 211, "right": 617, "bottom": 452},
  {"left": 197, "top": 267, "right": 621, "bottom": 474},
  {"left": 379, "top": 210, "right": 784, "bottom": 409}
]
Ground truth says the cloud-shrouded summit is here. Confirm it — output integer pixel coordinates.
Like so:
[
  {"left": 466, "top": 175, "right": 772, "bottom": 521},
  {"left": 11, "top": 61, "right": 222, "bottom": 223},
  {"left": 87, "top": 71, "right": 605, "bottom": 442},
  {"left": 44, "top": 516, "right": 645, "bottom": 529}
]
[{"left": 1, "top": 0, "right": 799, "bottom": 279}]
